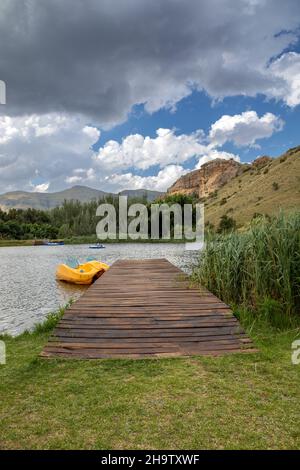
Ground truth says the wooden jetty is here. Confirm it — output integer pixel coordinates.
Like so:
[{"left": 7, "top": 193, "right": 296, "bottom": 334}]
[{"left": 41, "top": 259, "right": 257, "bottom": 359}]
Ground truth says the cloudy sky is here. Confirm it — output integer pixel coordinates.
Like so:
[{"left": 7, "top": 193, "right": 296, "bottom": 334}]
[{"left": 0, "top": 0, "right": 300, "bottom": 194}]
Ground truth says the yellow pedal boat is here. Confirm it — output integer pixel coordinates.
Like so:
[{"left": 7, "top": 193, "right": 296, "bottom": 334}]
[{"left": 56, "top": 260, "right": 109, "bottom": 285}]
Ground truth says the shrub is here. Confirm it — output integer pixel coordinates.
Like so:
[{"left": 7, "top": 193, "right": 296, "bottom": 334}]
[
  {"left": 272, "top": 182, "right": 279, "bottom": 191},
  {"left": 217, "top": 215, "right": 236, "bottom": 233}
]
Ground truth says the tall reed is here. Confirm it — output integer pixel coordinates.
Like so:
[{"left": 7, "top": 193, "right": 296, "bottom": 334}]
[{"left": 192, "top": 212, "right": 300, "bottom": 323}]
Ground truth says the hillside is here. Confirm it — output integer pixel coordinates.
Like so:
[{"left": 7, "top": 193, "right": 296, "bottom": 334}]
[
  {"left": 167, "top": 145, "right": 300, "bottom": 228},
  {"left": 0, "top": 185, "right": 163, "bottom": 210},
  {"left": 204, "top": 147, "right": 300, "bottom": 228}
]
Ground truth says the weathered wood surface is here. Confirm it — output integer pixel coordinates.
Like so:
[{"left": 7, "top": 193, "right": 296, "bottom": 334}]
[{"left": 41, "top": 259, "right": 257, "bottom": 359}]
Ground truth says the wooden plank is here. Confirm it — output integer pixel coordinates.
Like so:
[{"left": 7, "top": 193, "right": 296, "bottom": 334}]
[
  {"left": 41, "top": 258, "right": 256, "bottom": 359},
  {"left": 51, "top": 329, "right": 243, "bottom": 339},
  {"left": 48, "top": 334, "right": 247, "bottom": 344}
]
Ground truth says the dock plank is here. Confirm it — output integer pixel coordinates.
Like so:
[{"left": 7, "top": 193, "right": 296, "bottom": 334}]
[{"left": 41, "top": 258, "right": 256, "bottom": 359}]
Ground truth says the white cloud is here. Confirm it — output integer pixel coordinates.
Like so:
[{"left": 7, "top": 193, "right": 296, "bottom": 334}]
[
  {"left": 269, "top": 52, "right": 300, "bottom": 107},
  {"left": 0, "top": 109, "right": 284, "bottom": 194},
  {"left": 0, "top": 114, "right": 69, "bottom": 144},
  {"left": 1, "top": 1, "right": 300, "bottom": 125},
  {"left": 195, "top": 150, "right": 240, "bottom": 169},
  {"left": 31, "top": 182, "right": 50, "bottom": 193},
  {"left": 65, "top": 168, "right": 96, "bottom": 185},
  {"left": 209, "top": 111, "right": 284, "bottom": 146},
  {"left": 64, "top": 175, "right": 82, "bottom": 185},
  {"left": 0, "top": 113, "right": 100, "bottom": 192},
  {"left": 2, "top": 3, "right": 297, "bottom": 196},
  {"left": 94, "top": 128, "right": 206, "bottom": 171},
  {"left": 82, "top": 125, "right": 101, "bottom": 143},
  {"left": 99, "top": 149, "right": 239, "bottom": 193},
  {"left": 106, "top": 165, "right": 187, "bottom": 193}
]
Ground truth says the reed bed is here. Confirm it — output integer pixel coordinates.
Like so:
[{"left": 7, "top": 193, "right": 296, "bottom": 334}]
[{"left": 192, "top": 212, "right": 300, "bottom": 327}]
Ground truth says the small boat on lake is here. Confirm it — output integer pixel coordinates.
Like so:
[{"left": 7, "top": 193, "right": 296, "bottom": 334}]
[
  {"left": 89, "top": 243, "right": 105, "bottom": 249},
  {"left": 56, "top": 260, "right": 109, "bottom": 285}
]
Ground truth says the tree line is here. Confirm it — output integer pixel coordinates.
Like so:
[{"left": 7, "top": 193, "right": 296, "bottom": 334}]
[{"left": 0, "top": 194, "right": 200, "bottom": 240}]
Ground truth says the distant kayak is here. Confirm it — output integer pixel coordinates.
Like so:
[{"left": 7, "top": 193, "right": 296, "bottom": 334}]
[
  {"left": 89, "top": 243, "right": 105, "bottom": 249},
  {"left": 56, "top": 260, "right": 109, "bottom": 285}
]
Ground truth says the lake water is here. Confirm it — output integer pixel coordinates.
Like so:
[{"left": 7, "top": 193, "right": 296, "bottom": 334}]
[{"left": 0, "top": 243, "right": 199, "bottom": 336}]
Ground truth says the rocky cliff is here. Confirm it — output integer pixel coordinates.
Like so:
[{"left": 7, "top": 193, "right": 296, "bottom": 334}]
[{"left": 168, "top": 158, "right": 243, "bottom": 199}]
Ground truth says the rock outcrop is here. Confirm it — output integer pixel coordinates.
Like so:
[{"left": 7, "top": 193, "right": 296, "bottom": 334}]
[
  {"left": 168, "top": 159, "right": 243, "bottom": 199},
  {"left": 252, "top": 156, "right": 272, "bottom": 168}
]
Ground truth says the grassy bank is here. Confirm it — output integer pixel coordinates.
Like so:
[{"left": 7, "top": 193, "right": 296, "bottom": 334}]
[
  {"left": 0, "top": 306, "right": 299, "bottom": 449},
  {"left": 0, "top": 239, "right": 34, "bottom": 247},
  {"left": 192, "top": 212, "right": 300, "bottom": 328}
]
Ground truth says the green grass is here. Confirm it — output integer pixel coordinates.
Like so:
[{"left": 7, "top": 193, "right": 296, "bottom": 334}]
[{"left": 0, "top": 310, "right": 299, "bottom": 449}]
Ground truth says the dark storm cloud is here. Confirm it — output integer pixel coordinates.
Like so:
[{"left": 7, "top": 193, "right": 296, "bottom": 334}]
[{"left": 0, "top": 0, "right": 300, "bottom": 126}]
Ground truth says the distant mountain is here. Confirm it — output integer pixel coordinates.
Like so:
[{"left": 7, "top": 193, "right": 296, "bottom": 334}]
[
  {"left": 119, "top": 189, "right": 163, "bottom": 201},
  {"left": 0, "top": 185, "right": 163, "bottom": 210},
  {"left": 0, "top": 185, "right": 107, "bottom": 210}
]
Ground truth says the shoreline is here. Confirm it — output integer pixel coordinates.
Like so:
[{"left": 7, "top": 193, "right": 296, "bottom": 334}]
[{"left": 0, "top": 237, "right": 194, "bottom": 248}]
